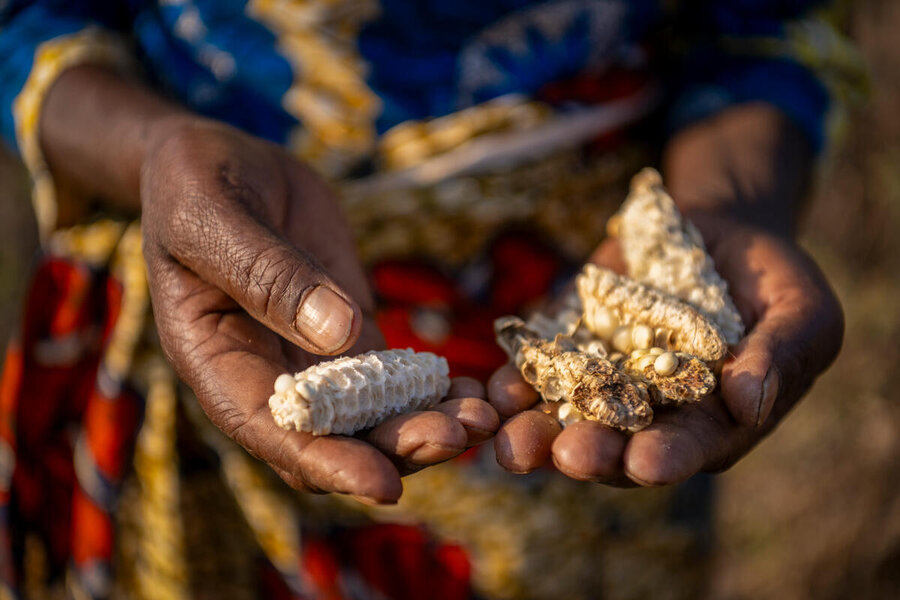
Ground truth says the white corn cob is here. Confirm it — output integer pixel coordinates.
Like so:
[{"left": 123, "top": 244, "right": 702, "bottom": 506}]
[
  {"left": 495, "top": 316, "right": 652, "bottom": 432},
  {"left": 577, "top": 264, "right": 728, "bottom": 363},
  {"left": 610, "top": 168, "right": 744, "bottom": 345},
  {"left": 269, "top": 349, "right": 451, "bottom": 436}
]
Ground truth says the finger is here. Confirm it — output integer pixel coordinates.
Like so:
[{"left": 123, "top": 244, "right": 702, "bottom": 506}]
[
  {"left": 364, "top": 411, "right": 467, "bottom": 467},
  {"left": 447, "top": 377, "right": 486, "bottom": 400},
  {"left": 147, "top": 255, "right": 402, "bottom": 503},
  {"left": 207, "top": 347, "right": 403, "bottom": 502},
  {"left": 433, "top": 398, "right": 500, "bottom": 445},
  {"left": 589, "top": 237, "right": 626, "bottom": 274},
  {"left": 550, "top": 421, "right": 628, "bottom": 483},
  {"left": 494, "top": 410, "right": 561, "bottom": 473},
  {"left": 144, "top": 173, "right": 361, "bottom": 356},
  {"left": 718, "top": 236, "right": 843, "bottom": 426},
  {"left": 270, "top": 464, "right": 389, "bottom": 506},
  {"left": 721, "top": 321, "right": 783, "bottom": 427},
  {"left": 487, "top": 364, "right": 539, "bottom": 418},
  {"left": 622, "top": 398, "right": 754, "bottom": 486}
]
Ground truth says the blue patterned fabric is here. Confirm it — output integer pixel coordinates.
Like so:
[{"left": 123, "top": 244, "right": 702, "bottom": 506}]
[{"left": 0, "top": 0, "right": 844, "bottom": 159}]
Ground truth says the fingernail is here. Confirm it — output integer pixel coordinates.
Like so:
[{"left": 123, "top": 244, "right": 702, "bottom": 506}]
[
  {"left": 756, "top": 368, "right": 780, "bottom": 426},
  {"left": 295, "top": 286, "right": 354, "bottom": 353},
  {"left": 351, "top": 494, "right": 393, "bottom": 506}
]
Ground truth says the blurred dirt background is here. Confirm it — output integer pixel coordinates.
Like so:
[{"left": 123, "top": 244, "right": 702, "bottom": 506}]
[
  {"left": 0, "top": 1, "right": 898, "bottom": 598},
  {"left": 707, "top": 2, "right": 900, "bottom": 598}
]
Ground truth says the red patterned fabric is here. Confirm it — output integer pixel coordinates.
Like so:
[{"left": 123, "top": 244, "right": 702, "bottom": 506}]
[
  {"left": 0, "top": 258, "right": 142, "bottom": 592},
  {"left": 374, "top": 233, "right": 565, "bottom": 380},
  {"left": 0, "top": 229, "right": 567, "bottom": 597}
]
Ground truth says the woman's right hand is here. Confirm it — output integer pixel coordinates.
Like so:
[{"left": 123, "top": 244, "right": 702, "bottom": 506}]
[{"left": 139, "top": 118, "right": 498, "bottom": 503}]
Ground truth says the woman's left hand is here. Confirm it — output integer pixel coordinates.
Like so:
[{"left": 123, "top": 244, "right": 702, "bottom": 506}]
[{"left": 487, "top": 212, "right": 843, "bottom": 486}]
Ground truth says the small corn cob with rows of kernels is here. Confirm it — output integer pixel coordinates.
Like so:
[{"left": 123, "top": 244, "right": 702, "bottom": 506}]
[
  {"left": 609, "top": 168, "right": 745, "bottom": 345},
  {"left": 577, "top": 264, "right": 728, "bottom": 363},
  {"left": 269, "top": 349, "right": 450, "bottom": 436},
  {"left": 495, "top": 316, "right": 653, "bottom": 432}
]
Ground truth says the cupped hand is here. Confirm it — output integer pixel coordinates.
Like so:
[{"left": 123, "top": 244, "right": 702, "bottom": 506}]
[
  {"left": 140, "top": 119, "right": 498, "bottom": 503},
  {"left": 487, "top": 215, "right": 843, "bottom": 486}
]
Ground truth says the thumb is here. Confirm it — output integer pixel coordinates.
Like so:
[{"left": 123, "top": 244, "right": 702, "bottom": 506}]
[
  {"left": 150, "top": 203, "right": 362, "bottom": 355},
  {"left": 720, "top": 314, "right": 788, "bottom": 427},
  {"left": 719, "top": 247, "right": 843, "bottom": 427}
]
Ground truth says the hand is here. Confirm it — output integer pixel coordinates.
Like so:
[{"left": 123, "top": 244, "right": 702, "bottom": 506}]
[
  {"left": 140, "top": 119, "right": 498, "bottom": 503},
  {"left": 487, "top": 214, "right": 843, "bottom": 486}
]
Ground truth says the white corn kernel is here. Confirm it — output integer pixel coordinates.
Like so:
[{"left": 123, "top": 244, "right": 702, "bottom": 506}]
[
  {"left": 653, "top": 352, "right": 679, "bottom": 376},
  {"left": 648, "top": 347, "right": 664, "bottom": 356},
  {"left": 557, "top": 402, "right": 585, "bottom": 426},
  {"left": 611, "top": 325, "right": 634, "bottom": 354},
  {"left": 631, "top": 324, "right": 654, "bottom": 350},
  {"left": 636, "top": 355, "right": 656, "bottom": 372},
  {"left": 590, "top": 305, "right": 619, "bottom": 340},
  {"left": 274, "top": 373, "right": 296, "bottom": 395}
]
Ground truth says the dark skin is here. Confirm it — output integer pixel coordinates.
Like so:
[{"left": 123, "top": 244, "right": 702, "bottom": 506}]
[
  {"left": 489, "top": 104, "right": 844, "bottom": 485},
  {"left": 42, "top": 66, "right": 499, "bottom": 504},
  {"left": 40, "top": 66, "right": 842, "bottom": 498}
]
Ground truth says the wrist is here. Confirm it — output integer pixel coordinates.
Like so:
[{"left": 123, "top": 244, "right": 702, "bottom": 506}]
[
  {"left": 662, "top": 103, "right": 814, "bottom": 239},
  {"left": 40, "top": 65, "right": 192, "bottom": 215},
  {"left": 140, "top": 113, "right": 217, "bottom": 173}
]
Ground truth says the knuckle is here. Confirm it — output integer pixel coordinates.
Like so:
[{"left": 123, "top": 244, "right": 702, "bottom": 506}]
[{"left": 239, "top": 245, "right": 311, "bottom": 318}]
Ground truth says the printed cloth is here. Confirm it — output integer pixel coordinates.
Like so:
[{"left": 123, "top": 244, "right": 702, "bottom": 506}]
[{"left": 0, "top": 1, "right": 866, "bottom": 598}]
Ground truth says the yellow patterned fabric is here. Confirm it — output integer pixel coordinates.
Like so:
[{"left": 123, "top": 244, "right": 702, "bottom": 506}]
[
  {"left": 12, "top": 28, "right": 133, "bottom": 240},
  {"left": 247, "top": 0, "right": 382, "bottom": 175}
]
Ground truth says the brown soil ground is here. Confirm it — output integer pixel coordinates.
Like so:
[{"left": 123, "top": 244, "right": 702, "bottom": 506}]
[{"left": 709, "top": 2, "right": 900, "bottom": 598}]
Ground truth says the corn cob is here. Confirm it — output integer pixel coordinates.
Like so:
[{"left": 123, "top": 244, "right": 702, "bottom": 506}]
[
  {"left": 610, "top": 168, "right": 744, "bottom": 344},
  {"left": 269, "top": 349, "right": 450, "bottom": 436},
  {"left": 524, "top": 310, "right": 580, "bottom": 340},
  {"left": 525, "top": 307, "right": 609, "bottom": 357},
  {"left": 494, "top": 316, "right": 653, "bottom": 432},
  {"left": 577, "top": 264, "right": 728, "bottom": 363},
  {"left": 619, "top": 349, "right": 717, "bottom": 405}
]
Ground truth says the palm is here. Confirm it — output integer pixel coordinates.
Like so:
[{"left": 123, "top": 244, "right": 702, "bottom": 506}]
[
  {"left": 141, "top": 122, "right": 498, "bottom": 502},
  {"left": 489, "top": 217, "right": 842, "bottom": 486}
]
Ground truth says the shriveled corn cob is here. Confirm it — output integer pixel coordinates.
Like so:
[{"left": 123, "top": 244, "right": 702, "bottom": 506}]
[
  {"left": 610, "top": 168, "right": 744, "bottom": 344},
  {"left": 525, "top": 305, "right": 609, "bottom": 357},
  {"left": 620, "top": 349, "right": 717, "bottom": 405},
  {"left": 494, "top": 316, "right": 652, "bottom": 432},
  {"left": 577, "top": 264, "right": 728, "bottom": 363},
  {"left": 269, "top": 349, "right": 450, "bottom": 436},
  {"left": 524, "top": 309, "right": 581, "bottom": 340}
]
